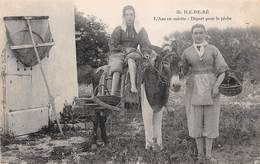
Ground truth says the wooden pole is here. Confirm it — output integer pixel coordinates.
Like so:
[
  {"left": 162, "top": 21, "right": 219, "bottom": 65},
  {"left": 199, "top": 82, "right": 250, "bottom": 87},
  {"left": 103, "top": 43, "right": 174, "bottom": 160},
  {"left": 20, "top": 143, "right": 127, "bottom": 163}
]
[
  {"left": 92, "top": 96, "right": 121, "bottom": 112},
  {"left": 120, "top": 74, "right": 126, "bottom": 110},
  {"left": 25, "top": 17, "right": 63, "bottom": 135}
]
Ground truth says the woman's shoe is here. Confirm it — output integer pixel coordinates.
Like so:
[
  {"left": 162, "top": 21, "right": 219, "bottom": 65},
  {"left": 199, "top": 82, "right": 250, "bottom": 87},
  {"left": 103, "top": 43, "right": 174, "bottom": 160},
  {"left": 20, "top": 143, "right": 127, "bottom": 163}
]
[
  {"left": 196, "top": 154, "right": 205, "bottom": 164},
  {"left": 205, "top": 156, "right": 218, "bottom": 164}
]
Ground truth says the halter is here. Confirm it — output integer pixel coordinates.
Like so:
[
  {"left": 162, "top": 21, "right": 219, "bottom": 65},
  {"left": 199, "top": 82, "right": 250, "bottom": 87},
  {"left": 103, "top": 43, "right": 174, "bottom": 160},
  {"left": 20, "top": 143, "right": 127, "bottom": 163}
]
[{"left": 142, "top": 53, "right": 177, "bottom": 86}]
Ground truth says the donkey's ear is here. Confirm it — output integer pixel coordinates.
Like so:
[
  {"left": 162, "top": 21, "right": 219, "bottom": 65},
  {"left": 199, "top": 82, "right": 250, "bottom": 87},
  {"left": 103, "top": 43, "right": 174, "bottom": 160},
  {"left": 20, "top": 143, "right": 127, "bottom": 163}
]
[
  {"left": 150, "top": 44, "right": 164, "bottom": 55},
  {"left": 162, "top": 44, "right": 171, "bottom": 50}
]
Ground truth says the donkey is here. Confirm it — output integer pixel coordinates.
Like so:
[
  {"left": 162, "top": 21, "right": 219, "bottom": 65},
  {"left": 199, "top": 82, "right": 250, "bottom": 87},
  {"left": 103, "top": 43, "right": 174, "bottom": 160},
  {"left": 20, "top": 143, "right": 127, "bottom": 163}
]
[
  {"left": 141, "top": 45, "right": 182, "bottom": 150},
  {"left": 85, "top": 45, "right": 182, "bottom": 149}
]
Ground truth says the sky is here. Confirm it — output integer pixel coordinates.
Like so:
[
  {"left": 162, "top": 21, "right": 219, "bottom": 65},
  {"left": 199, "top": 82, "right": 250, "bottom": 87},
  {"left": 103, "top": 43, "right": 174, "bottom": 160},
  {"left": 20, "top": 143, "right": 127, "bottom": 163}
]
[{"left": 74, "top": 0, "right": 260, "bottom": 46}]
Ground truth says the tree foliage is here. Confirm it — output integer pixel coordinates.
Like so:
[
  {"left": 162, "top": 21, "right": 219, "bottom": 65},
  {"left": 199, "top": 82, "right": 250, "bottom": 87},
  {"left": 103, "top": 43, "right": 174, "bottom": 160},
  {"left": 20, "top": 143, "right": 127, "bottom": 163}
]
[
  {"left": 165, "top": 27, "right": 260, "bottom": 82},
  {"left": 75, "top": 9, "right": 110, "bottom": 68}
]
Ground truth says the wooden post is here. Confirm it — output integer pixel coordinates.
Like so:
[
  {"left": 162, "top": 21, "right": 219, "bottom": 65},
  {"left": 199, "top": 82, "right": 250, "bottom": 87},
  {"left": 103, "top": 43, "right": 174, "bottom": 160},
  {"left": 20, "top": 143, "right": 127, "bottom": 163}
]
[
  {"left": 100, "top": 73, "right": 105, "bottom": 96},
  {"left": 25, "top": 17, "right": 63, "bottom": 135},
  {"left": 120, "top": 74, "right": 126, "bottom": 109},
  {"left": 1, "top": 44, "right": 7, "bottom": 134},
  {"left": 92, "top": 96, "right": 120, "bottom": 112}
]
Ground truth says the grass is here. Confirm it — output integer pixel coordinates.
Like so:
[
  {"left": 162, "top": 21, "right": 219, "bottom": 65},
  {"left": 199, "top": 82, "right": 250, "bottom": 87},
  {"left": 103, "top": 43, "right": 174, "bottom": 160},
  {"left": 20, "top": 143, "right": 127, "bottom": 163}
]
[
  {"left": 215, "top": 104, "right": 259, "bottom": 149},
  {"left": 1, "top": 103, "right": 259, "bottom": 163},
  {"left": 73, "top": 104, "right": 259, "bottom": 163}
]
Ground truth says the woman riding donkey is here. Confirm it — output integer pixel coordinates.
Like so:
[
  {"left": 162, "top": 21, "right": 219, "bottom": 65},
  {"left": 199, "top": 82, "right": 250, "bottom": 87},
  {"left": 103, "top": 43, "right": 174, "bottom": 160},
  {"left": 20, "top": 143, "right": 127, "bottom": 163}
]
[
  {"left": 108, "top": 5, "right": 157, "bottom": 95},
  {"left": 108, "top": 5, "right": 183, "bottom": 151}
]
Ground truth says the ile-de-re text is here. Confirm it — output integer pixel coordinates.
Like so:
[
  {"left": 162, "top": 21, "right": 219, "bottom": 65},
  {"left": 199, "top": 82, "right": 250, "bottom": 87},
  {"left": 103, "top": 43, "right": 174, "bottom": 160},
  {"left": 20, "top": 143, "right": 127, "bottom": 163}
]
[{"left": 178, "top": 9, "right": 209, "bottom": 15}]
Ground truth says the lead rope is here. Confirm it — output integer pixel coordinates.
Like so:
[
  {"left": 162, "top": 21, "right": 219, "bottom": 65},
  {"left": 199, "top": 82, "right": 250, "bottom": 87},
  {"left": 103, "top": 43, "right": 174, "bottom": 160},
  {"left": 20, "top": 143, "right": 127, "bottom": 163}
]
[{"left": 146, "top": 59, "right": 170, "bottom": 86}]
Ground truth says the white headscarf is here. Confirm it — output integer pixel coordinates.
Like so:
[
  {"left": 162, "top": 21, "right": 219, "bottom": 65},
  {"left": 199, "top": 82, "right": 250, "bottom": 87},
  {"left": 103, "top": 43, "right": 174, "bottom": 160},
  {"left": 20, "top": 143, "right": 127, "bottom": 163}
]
[{"left": 121, "top": 12, "right": 143, "bottom": 33}]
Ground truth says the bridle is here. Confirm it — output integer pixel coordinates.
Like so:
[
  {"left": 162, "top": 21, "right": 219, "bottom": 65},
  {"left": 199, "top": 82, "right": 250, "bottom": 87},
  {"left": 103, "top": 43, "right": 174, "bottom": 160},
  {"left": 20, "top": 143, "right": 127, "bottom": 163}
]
[{"left": 142, "top": 53, "right": 179, "bottom": 86}]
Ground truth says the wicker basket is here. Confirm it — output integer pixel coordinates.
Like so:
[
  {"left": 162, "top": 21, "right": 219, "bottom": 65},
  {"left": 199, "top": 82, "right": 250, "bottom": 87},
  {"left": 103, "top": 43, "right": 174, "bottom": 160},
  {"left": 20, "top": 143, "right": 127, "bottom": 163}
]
[{"left": 219, "top": 70, "right": 242, "bottom": 97}]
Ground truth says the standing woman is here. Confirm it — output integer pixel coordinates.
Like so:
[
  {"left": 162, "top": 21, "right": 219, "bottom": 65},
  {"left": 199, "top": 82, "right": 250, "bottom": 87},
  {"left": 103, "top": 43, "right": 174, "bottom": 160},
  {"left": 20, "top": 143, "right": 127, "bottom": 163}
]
[
  {"left": 108, "top": 5, "right": 153, "bottom": 95},
  {"left": 181, "top": 24, "right": 229, "bottom": 162}
]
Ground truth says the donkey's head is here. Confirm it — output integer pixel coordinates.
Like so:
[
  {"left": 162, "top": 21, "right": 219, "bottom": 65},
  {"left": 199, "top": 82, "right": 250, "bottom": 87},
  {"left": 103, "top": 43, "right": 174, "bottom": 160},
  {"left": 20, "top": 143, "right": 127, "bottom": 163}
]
[
  {"left": 153, "top": 45, "right": 182, "bottom": 92},
  {"left": 150, "top": 44, "right": 182, "bottom": 92},
  {"left": 161, "top": 51, "right": 182, "bottom": 92}
]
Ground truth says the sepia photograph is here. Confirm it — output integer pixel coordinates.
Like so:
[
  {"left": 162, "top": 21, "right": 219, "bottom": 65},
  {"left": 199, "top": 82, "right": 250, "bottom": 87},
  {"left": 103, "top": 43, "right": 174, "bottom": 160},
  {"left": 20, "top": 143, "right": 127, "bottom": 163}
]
[{"left": 0, "top": 0, "right": 260, "bottom": 163}]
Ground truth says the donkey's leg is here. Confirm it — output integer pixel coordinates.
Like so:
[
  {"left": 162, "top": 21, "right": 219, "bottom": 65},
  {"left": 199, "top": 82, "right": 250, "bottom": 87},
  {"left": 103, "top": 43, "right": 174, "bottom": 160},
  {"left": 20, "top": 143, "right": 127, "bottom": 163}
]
[
  {"left": 92, "top": 112, "right": 100, "bottom": 144},
  {"left": 153, "top": 109, "right": 163, "bottom": 149},
  {"left": 141, "top": 84, "right": 154, "bottom": 149},
  {"left": 100, "top": 112, "right": 108, "bottom": 144},
  {"left": 128, "top": 58, "right": 138, "bottom": 93}
]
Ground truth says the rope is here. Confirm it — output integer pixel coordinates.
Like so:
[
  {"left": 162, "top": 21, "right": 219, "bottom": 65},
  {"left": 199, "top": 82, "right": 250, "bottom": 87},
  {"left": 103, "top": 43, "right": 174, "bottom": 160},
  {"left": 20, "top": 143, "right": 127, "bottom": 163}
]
[{"left": 141, "top": 58, "right": 170, "bottom": 86}]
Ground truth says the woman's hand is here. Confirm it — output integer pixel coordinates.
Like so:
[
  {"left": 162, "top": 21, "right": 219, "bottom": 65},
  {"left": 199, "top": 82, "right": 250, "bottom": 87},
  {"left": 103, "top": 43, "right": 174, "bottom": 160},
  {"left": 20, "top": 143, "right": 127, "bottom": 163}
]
[
  {"left": 150, "top": 50, "right": 159, "bottom": 66},
  {"left": 212, "top": 85, "right": 220, "bottom": 98},
  {"left": 162, "top": 44, "right": 172, "bottom": 52},
  {"left": 212, "top": 72, "right": 225, "bottom": 98}
]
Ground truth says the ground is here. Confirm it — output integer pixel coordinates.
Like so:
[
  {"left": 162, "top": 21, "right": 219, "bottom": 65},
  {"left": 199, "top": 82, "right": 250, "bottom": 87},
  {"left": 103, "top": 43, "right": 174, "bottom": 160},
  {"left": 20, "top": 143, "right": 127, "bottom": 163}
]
[{"left": 1, "top": 81, "right": 260, "bottom": 164}]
